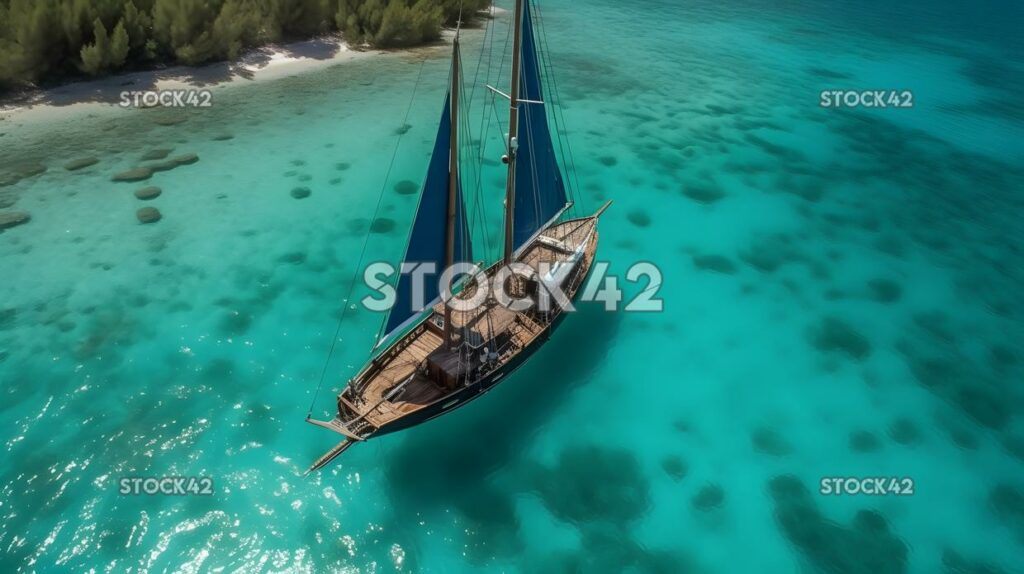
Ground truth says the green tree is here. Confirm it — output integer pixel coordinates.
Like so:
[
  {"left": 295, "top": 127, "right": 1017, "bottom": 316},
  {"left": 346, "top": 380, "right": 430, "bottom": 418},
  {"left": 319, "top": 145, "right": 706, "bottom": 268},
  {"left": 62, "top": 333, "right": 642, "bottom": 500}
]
[
  {"left": 152, "top": 0, "right": 218, "bottom": 64},
  {"left": 122, "top": 0, "right": 155, "bottom": 59},
  {"left": 110, "top": 21, "right": 131, "bottom": 67},
  {"left": 59, "top": 0, "right": 97, "bottom": 56},
  {"left": 80, "top": 18, "right": 110, "bottom": 75},
  {"left": 373, "top": 0, "right": 444, "bottom": 47},
  {"left": 336, "top": 0, "right": 386, "bottom": 45},
  {"left": 5, "top": 0, "right": 63, "bottom": 82},
  {"left": 410, "top": 0, "right": 444, "bottom": 43},
  {"left": 263, "top": 0, "right": 332, "bottom": 40},
  {"left": 213, "top": 0, "right": 262, "bottom": 60}
]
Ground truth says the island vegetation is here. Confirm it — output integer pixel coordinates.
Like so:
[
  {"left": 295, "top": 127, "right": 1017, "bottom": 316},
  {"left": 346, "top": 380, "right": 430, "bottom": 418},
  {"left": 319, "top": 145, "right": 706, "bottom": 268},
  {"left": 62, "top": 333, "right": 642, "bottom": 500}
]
[{"left": 0, "top": 0, "right": 489, "bottom": 93}]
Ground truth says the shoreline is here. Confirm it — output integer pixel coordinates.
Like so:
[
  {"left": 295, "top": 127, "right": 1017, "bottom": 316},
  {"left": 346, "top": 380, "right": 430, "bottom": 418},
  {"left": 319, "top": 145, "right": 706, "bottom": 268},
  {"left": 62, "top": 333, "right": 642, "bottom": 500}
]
[
  {"left": 0, "top": 9, "right": 501, "bottom": 128},
  {"left": 0, "top": 35, "right": 380, "bottom": 126}
]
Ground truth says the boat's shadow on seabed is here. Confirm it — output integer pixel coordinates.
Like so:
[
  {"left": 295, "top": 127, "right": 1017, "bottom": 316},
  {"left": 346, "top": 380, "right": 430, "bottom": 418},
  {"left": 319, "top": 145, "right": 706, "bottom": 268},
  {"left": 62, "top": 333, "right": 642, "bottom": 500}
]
[{"left": 383, "top": 301, "right": 622, "bottom": 504}]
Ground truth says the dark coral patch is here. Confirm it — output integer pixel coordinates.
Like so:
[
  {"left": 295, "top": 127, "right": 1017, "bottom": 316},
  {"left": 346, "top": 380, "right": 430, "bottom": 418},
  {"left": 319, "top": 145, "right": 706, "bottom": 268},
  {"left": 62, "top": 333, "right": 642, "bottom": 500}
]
[
  {"left": 626, "top": 210, "right": 651, "bottom": 228},
  {"left": 956, "top": 386, "right": 1010, "bottom": 430},
  {"left": 457, "top": 484, "right": 523, "bottom": 562},
  {"left": 779, "top": 176, "right": 827, "bottom": 202},
  {"left": 140, "top": 149, "right": 173, "bottom": 161},
  {"left": 277, "top": 251, "right": 306, "bottom": 265},
  {"left": 682, "top": 182, "right": 726, "bottom": 204},
  {"left": 806, "top": 66, "right": 852, "bottom": 80},
  {"left": 988, "top": 483, "right": 1024, "bottom": 539},
  {"left": 134, "top": 186, "right": 161, "bottom": 200},
  {"left": 586, "top": 526, "right": 691, "bottom": 572},
  {"left": 218, "top": 309, "right": 253, "bottom": 336},
  {"left": 947, "top": 425, "right": 979, "bottom": 450},
  {"left": 1000, "top": 434, "right": 1024, "bottom": 462},
  {"left": 661, "top": 455, "right": 688, "bottom": 481},
  {"left": 868, "top": 278, "right": 902, "bottom": 303},
  {"left": 752, "top": 427, "right": 792, "bottom": 456},
  {"left": 941, "top": 548, "right": 1007, "bottom": 574},
  {"left": 888, "top": 418, "right": 921, "bottom": 445},
  {"left": 534, "top": 525, "right": 694, "bottom": 574},
  {"left": 768, "top": 475, "right": 908, "bottom": 574},
  {"left": 112, "top": 168, "right": 153, "bottom": 183},
  {"left": 900, "top": 345, "right": 1009, "bottom": 430},
  {"left": 913, "top": 311, "right": 956, "bottom": 343},
  {"left": 394, "top": 180, "right": 418, "bottom": 195},
  {"left": 692, "top": 254, "right": 737, "bottom": 275},
  {"left": 597, "top": 155, "right": 618, "bottom": 167},
  {"left": 0, "top": 308, "right": 16, "bottom": 330},
  {"left": 849, "top": 430, "right": 882, "bottom": 453},
  {"left": 808, "top": 317, "right": 872, "bottom": 360},
  {"left": 136, "top": 207, "right": 161, "bottom": 223},
  {"left": 739, "top": 235, "right": 803, "bottom": 273},
  {"left": 64, "top": 157, "right": 99, "bottom": 171},
  {"left": 370, "top": 218, "right": 396, "bottom": 233},
  {"left": 691, "top": 484, "right": 725, "bottom": 511},
  {"left": 346, "top": 218, "right": 368, "bottom": 234},
  {"left": 989, "top": 344, "right": 1017, "bottom": 370},
  {"left": 531, "top": 445, "right": 650, "bottom": 525}
]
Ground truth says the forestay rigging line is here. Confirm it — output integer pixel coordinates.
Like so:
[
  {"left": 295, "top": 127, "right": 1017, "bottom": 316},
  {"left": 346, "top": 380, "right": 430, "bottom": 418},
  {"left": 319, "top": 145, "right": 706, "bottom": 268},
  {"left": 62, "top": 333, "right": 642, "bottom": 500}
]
[
  {"left": 533, "top": 2, "right": 584, "bottom": 216},
  {"left": 307, "top": 60, "right": 429, "bottom": 419},
  {"left": 374, "top": 57, "right": 457, "bottom": 345},
  {"left": 519, "top": 0, "right": 561, "bottom": 245},
  {"left": 466, "top": 3, "right": 497, "bottom": 262},
  {"left": 466, "top": 0, "right": 495, "bottom": 118},
  {"left": 477, "top": 3, "right": 514, "bottom": 262}
]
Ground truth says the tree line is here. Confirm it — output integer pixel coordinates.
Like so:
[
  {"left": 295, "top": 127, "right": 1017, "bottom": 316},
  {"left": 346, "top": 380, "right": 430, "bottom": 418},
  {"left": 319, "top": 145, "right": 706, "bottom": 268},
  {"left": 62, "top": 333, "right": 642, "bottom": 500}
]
[{"left": 0, "top": 0, "right": 489, "bottom": 92}]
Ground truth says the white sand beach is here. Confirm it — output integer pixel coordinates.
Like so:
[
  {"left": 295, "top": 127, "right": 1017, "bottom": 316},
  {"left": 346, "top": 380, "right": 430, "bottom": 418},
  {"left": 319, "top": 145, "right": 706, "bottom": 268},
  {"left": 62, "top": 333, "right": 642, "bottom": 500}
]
[{"left": 0, "top": 35, "right": 380, "bottom": 125}]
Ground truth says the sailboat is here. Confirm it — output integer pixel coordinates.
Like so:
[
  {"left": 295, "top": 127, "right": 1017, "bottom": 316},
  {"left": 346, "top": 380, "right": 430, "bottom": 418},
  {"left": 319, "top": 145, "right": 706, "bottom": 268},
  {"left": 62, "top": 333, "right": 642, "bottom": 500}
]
[{"left": 306, "top": 0, "right": 610, "bottom": 473}]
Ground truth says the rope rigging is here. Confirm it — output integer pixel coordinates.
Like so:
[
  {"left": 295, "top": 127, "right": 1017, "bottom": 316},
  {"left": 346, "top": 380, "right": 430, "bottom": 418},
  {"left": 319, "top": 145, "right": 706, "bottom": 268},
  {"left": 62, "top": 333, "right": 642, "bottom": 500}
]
[
  {"left": 532, "top": 1, "right": 585, "bottom": 217},
  {"left": 308, "top": 60, "right": 428, "bottom": 419}
]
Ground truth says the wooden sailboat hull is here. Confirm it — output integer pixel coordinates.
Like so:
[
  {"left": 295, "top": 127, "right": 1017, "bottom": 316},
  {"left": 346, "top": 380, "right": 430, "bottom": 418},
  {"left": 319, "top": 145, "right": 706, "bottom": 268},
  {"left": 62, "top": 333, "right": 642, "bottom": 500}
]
[
  {"left": 306, "top": 208, "right": 607, "bottom": 473},
  {"left": 368, "top": 251, "right": 594, "bottom": 437}
]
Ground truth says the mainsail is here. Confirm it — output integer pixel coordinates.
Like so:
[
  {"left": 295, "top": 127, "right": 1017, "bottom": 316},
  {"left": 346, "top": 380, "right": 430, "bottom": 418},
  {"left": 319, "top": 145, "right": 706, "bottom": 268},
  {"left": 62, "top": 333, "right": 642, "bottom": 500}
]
[
  {"left": 512, "top": 0, "right": 569, "bottom": 252},
  {"left": 382, "top": 91, "right": 472, "bottom": 341}
]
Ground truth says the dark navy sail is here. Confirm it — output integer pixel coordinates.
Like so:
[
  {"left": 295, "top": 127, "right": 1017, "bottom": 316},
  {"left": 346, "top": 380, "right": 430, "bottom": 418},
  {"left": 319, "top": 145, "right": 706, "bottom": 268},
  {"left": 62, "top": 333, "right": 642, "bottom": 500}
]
[
  {"left": 382, "top": 93, "right": 472, "bottom": 341},
  {"left": 512, "top": 0, "right": 569, "bottom": 252}
]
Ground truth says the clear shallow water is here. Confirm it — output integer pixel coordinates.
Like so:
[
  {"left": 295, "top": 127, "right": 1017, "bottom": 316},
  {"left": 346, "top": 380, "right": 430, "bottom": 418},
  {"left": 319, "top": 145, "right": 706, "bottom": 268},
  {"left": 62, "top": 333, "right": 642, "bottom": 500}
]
[{"left": 1, "top": 0, "right": 1023, "bottom": 572}]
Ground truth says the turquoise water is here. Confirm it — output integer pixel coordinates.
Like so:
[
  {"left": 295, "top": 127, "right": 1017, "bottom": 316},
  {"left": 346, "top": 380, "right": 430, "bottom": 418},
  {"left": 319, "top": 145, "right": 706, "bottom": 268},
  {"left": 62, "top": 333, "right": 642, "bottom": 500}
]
[{"left": 2, "top": 0, "right": 1023, "bottom": 571}]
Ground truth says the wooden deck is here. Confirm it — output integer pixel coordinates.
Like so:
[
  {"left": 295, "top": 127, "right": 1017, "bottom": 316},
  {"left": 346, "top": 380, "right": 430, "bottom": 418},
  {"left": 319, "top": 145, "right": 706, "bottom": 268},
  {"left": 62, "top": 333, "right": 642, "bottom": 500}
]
[
  {"left": 338, "top": 216, "right": 599, "bottom": 433},
  {"left": 347, "top": 328, "right": 447, "bottom": 428}
]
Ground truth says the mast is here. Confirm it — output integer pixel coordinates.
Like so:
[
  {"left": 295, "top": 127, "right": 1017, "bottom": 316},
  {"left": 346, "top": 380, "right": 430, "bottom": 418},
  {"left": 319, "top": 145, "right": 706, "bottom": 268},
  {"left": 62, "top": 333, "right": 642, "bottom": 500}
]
[
  {"left": 444, "top": 36, "right": 461, "bottom": 347},
  {"left": 503, "top": 0, "right": 525, "bottom": 265}
]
